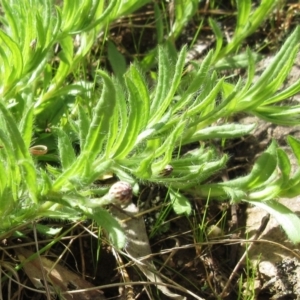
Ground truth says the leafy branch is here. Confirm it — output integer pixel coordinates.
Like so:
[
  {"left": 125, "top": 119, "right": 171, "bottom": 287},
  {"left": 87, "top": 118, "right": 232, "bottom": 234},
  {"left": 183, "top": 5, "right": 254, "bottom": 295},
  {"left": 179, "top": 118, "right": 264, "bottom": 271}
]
[{"left": 1, "top": 0, "right": 300, "bottom": 248}]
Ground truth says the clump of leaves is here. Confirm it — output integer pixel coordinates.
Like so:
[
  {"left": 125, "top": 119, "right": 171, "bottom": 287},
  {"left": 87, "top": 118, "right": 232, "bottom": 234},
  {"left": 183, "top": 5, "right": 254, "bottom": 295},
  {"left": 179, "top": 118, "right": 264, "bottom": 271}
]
[{"left": 1, "top": 0, "right": 300, "bottom": 250}]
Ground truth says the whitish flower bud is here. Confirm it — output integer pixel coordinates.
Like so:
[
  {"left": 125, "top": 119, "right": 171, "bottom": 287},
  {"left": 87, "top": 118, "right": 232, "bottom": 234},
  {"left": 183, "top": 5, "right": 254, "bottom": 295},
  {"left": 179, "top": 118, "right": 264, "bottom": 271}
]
[
  {"left": 88, "top": 181, "right": 133, "bottom": 208},
  {"left": 107, "top": 181, "right": 133, "bottom": 206}
]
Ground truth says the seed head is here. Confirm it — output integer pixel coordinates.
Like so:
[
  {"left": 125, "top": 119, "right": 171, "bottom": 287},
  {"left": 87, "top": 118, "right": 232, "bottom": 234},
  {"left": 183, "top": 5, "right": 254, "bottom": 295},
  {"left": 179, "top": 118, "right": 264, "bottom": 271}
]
[{"left": 108, "top": 181, "right": 133, "bottom": 206}]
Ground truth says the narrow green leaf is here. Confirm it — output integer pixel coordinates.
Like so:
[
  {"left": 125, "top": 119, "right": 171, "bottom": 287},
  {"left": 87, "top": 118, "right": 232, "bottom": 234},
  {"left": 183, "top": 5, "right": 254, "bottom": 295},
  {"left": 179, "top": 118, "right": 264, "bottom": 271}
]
[
  {"left": 183, "top": 76, "right": 224, "bottom": 118},
  {"left": 128, "top": 64, "right": 150, "bottom": 129},
  {"left": 217, "top": 0, "right": 275, "bottom": 60},
  {"left": 162, "top": 155, "right": 228, "bottom": 188},
  {"left": 249, "top": 0, "right": 276, "bottom": 35},
  {"left": 107, "top": 41, "right": 127, "bottom": 82},
  {"left": 262, "top": 78, "right": 300, "bottom": 106},
  {"left": 82, "top": 0, "right": 118, "bottom": 32},
  {"left": 19, "top": 159, "right": 38, "bottom": 204},
  {"left": 92, "top": 208, "right": 126, "bottom": 249},
  {"left": 0, "top": 29, "right": 23, "bottom": 73},
  {"left": 0, "top": 164, "right": 11, "bottom": 213},
  {"left": 136, "top": 110, "right": 171, "bottom": 143},
  {"left": 248, "top": 27, "right": 300, "bottom": 97},
  {"left": 0, "top": 129, "right": 19, "bottom": 200},
  {"left": 77, "top": 104, "right": 90, "bottom": 149},
  {"left": 51, "top": 6, "right": 63, "bottom": 41},
  {"left": 209, "top": 18, "right": 223, "bottom": 62},
  {"left": 247, "top": 200, "right": 300, "bottom": 244},
  {"left": 214, "top": 50, "right": 260, "bottom": 72},
  {"left": 243, "top": 48, "right": 256, "bottom": 91},
  {"left": 195, "top": 184, "right": 246, "bottom": 203},
  {"left": 245, "top": 142, "right": 277, "bottom": 189},
  {"left": 287, "top": 135, "right": 300, "bottom": 166},
  {"left": 0, "top": 44, "right": 10, "bottom": 88},
  {"left": 277, "top": 148, "right": 291, "bottom": 185},
  {"left": 18, "top": 105, "right": 34, "bottom": 149},
  {"left": 112, "top": 76, "right": 144, "bottom": 159},
  {"left": 182, "top": 50, "right": 214, "bottom": 96},
  {"left": 82, "top": 70, "right": 116, "bottom": 157},
  {"left": 221, "top": 141, "right": 278, "bottom": 190},
  {"left": 197, "top": 156, "right": 228, "bottom": 183},
  {"left": 235, "top": 0, "right": 251, "bottom": 36},
  {"left": 186, "top": 77, "right": 238, "bottom": 129},
  {"left": 52, "top": 72, "right": 117, "bottom": 191},
  {"left": 56, "top": 128, "right": 77, "bottom": 170},
  {"left": 0, "top": 102, "right": 28, "bottom": 160},
  {"left": 248, "top": 184, "right": 282, "bottom": 201},
  {"left": 36, "top": 9, "right": 47, "bottom": 47},
  {"left": 1, "top": 0, "right": 19, "bottom": 41},
  {"left": 152, "top": 121, "right": 186, "bottom": 171},
  {"left": 154, "top": 3, "right": 164, "bottom": 43},
  {"left": 0, "top": 157, "right": 7, "bottom": 193},
  {"left": 108, "top": 82, "right": 128, "bottom": 155},
  {"left": 114, "top": 0, "right": 150, "bottom": 17},
  {"left": 135, "top": 153, "right": 154, "bottom": 179},
  {"left": 49, "top": 36, "right": 73, "bottom": 90},
  {"left": 60, "top": 0, "right": 79, "bottom": 33},
  {"left": 0, "top": 30, "right": 23, "bottom": 87},
  {"left": 103, "top": 106, "right": 119, "bottom": 159},
  {"left": 73, "top": 0, "right": 93, "bottom": 29},
  {"left": 150, "top": 46, "right": 168, "bottom": 115},
  {"left": 279, "top": 171, "right": 300, "bottom": 198},
  {"left": 149, "top": 46, "right": 187, "bottom": 125},
  {"left": 39, "top": 169, "right": 52, "bottom": 196},
  {"left": 253, "top": 106, "right": 300, "bottom": 126},
  {"left": 186, "top": 123, "right": 256, "bottom": 143}
]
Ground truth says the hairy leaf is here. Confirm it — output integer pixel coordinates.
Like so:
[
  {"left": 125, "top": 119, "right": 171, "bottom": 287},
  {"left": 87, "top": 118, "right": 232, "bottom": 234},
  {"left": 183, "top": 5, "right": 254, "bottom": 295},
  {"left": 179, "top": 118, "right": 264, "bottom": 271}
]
[{"left": 247, "top": 200, "right": 300, "bottom": 244}]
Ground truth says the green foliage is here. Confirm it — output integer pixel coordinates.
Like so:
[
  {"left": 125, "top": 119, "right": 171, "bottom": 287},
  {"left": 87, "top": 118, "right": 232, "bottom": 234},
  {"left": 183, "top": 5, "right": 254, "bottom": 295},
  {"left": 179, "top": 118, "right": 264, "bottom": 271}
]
[
  {"left": 197, "top": 138, "right": 300, "bottom": 243},
  {"left": 168, "top": 0, "right": 199, "bottom": 39},
  {"left": 211, "top": 0, "right": 277, "bottom": 62},
  {"left": 0, "top": 0, "right": 300, "bottom": 247}
]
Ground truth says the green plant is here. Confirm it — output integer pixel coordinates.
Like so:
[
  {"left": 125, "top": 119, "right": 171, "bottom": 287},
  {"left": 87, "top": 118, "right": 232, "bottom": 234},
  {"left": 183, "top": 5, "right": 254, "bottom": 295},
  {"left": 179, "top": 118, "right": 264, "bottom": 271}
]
[
  {"left": 210, "top": 0, "right": 277, "bottom": 63},
  {"left": 0, "top": 0, "right": 152, "bottom": 248},
  {"left": 1, "top": 0, "right": 300, "bottom": 254}
]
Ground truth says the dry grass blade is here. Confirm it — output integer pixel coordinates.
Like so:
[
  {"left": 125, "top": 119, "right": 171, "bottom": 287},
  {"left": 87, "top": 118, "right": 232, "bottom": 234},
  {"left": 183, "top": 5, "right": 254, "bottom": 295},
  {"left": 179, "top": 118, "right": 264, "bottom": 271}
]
[{"left": 0, "top": 261, "right": 21, "bottom": 300}]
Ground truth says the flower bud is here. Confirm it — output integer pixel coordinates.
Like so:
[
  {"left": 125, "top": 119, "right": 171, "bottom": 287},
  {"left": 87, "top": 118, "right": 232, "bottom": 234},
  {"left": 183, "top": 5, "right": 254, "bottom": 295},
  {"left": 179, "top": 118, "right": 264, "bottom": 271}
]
[{"left": 107, "top": 181, "right": 133, "bottom": 206}]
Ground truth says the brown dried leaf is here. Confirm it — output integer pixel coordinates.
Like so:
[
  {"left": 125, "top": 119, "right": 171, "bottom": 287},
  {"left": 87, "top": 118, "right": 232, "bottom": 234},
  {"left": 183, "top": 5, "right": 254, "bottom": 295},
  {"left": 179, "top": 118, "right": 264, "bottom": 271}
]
[{"left": 15, "top": 247, "right": 106, "bottom": 300}]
